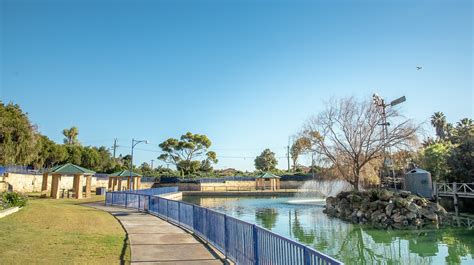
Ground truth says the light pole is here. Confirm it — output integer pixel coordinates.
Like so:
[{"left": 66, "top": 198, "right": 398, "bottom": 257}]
[
  {"left": 130, "top": 138, "right": 148, "bottom": 190},
  {"left": 372, "top": 94, "right": 406, "bottom": 189}
]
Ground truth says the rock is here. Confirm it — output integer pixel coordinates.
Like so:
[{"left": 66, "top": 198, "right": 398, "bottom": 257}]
[
  {"left": 420, "top": 208, "right": 438, "bottom": 221},
  {"left": 392, "top": 213, "right": 406, "bottom": 223},
  {"left": 347, "top": 194, "right": 362, "bottom": 202},
  {"left": 379, "top": 189, "right": 394, "bottom": 201},
  {"left": 407, "top": 202, "right": 420, "bottom": 214},
  {"left": 326, "top": 196, "right": 336, "bottom": 209},
  {"left": 336, "top": 198, "right": 349, "bottom": 213},
  {"left": 337, "top": 191, "right": 352, "bottom": 199},
  {"left": 370, "top": 210, "right": 386, "bottom": 222},
  {"left": 412, "top": 218, "right": 423, "bottom": 226},
  {"left": 393, "top": 197, "right": 409, "bottom": 208},
  {"left": 412, "top": 197, "right": 428, "bottom": 207},
  {"left": 378, "top": 201, "right": 389, "bottom": 210},
  {"left": 369, "top": 201, "right": 379, "bottom": 211},
  {"left": 385, "top": 203, "right": 395, "bottom": 216},
  {"left": 323, "top": 189, "right": 451, "bottom": 230},
  {"left": 406, "top": 212, "right": 417, "bottom": 220},
  {"left": 399, "top": 190, "right": 411, "bottom": 198}
]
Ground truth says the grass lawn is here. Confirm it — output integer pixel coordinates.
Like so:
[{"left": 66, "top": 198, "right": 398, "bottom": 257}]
[{"left": 0, "top": 195, "right": 130, "bottom": 264}]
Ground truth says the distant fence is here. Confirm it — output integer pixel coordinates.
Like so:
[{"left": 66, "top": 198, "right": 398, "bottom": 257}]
[
  {"left": 199, "top": 176, "right": 257, "bottom": 183},
  {"left": 106, "top": 187, "right": 342, "bottom": 265},
  {"left": 0, "top": 165, "right": 40, "bottom": 175},
  {"left": 160, "top": 175, "right": 317, "bottom": 184}
]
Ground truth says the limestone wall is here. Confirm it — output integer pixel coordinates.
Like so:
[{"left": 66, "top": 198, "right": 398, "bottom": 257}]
[
  {"left": 158, "top": 180, "right": 305, "bottom": 191},
  {"left": 1, "top": 173, "right": 99, "bottom": 193},
  {"left": 94, "top": 178, "right": 154, "bottom": 190}
]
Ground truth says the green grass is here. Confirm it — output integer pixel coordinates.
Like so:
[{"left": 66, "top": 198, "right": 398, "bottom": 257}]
[{"left": 0, "top": 195, "right": 130, "bottom": 264}]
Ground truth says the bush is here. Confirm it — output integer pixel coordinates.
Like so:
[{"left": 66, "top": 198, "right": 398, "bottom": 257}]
[{"left": 1, "top": 191, "right": 28, "bottom": 209}]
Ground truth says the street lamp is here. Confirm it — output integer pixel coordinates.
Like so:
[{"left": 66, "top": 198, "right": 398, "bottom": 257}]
[
  {"left": 130, "top": 138, "right": 149, "bottom": 190},
  {"left": 372, "top": 94, "right": 406, "bottom": 188}
]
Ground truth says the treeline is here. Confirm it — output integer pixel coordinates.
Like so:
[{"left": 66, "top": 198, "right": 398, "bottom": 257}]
[
  {"left": 0, "top": 102, "right": 127, "bottom": 173},
  {"left": 420, "top": 112, "right": 474, "bottom": 182},
  {"left": 1, "top": 100, "right": 472, "bottom": 184}
]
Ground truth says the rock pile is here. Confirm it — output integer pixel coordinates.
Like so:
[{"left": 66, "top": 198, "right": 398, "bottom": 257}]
[{"left": 324, "top": 189, "right": 451, "bottom": 229}]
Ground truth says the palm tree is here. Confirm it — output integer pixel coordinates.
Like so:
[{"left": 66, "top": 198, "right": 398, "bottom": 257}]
[
  {"left": 62, "top": 126, "right": 79, "bottom": 145},
  {"left": 457, "top": 118, "right": 473, "bottom": 129},
  {"left": 431, "top": 112, "right": 447, "bottom": 140}
]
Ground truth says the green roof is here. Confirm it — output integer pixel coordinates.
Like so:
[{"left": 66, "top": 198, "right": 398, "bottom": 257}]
[
  {"left": 108, "top": 170, "right": 142, "bottom": 177},
  {"left": 256, "top": 172, "right": 280, "bottom": 179},
  {"left": 48, "top": 163, "right": 95, "bottom": 175}
]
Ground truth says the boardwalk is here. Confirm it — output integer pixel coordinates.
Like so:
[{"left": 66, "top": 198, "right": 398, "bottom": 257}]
[
  {"left": 435, "top": 182, "right": 474, "bottom": 198},
  {"left": 87, "top": 202, "right": 224, "bottom": 265}
]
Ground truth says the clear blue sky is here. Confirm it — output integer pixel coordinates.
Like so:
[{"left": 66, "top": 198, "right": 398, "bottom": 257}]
[{"left": 1, "top": 0, "right": 472, "bottom": 171}]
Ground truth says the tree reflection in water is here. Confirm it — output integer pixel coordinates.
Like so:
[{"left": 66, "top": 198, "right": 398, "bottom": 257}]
[
  {"left": 285, "top": 207, "right": 474, "bottom": 265},
  {"left": 183, "top": 196, "right": 474, "bottom": 265},
  {"left": 255, "top": 208, "right": 278, "bottom": 229}
]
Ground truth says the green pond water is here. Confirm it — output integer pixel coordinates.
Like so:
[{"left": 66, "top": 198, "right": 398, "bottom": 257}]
[{"left": 182, "top": 195, "right": 474, "bottom": 265}]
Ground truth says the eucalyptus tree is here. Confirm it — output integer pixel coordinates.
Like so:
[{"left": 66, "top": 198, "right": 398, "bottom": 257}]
[
  {"left": 255, "top": 148, "right": 278, "bottom": 171},
  {"left": 290, "top": 137, "right": 311, "bottom": 171},
  {"left": 158, "top": 132, "right": 218, "bottom": 176}
]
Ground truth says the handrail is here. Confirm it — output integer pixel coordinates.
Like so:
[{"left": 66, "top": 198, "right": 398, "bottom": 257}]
[
  {"left": 106, "top": 188, "right": 343, "bottom": 265},
  {"left": 436, "top": 183, "right": 474, "bottom": 194}
]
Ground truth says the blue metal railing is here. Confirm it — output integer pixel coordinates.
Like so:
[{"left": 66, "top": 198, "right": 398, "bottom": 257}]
[{"left": 106, "top": 187, "right": 342, "bottom": 265}]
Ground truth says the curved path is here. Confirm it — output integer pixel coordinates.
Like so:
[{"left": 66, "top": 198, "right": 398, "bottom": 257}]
[{"left": 87, "top": 202, "right": 224, "bottom": 265}]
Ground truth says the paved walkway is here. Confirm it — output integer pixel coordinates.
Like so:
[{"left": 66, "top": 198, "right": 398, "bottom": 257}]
[{"left": 87, "top": 202, "right": 224, "bottom": 265}]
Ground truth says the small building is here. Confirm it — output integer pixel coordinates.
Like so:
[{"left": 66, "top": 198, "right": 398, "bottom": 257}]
[
  {"left": 404, "top": 168, "right": 433, "bottom": 198},
  {"left": 108, "top": 170, "right": 142, "bottom": 191},
  {"left": 41, "top": 163, "right": 95, "bottom": 199},
  {"left": 255, "top": 172, "right": 281, "bottom": 191}
]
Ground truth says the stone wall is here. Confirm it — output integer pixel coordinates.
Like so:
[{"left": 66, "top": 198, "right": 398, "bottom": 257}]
[
  {"left": 158, "top": 180, "right": 305, "bottom": 191},
  {"left": 1, "top": 173, "right": 99, "bottom": 193}
]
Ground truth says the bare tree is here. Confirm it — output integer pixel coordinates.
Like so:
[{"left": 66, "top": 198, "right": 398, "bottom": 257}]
[{"left": 301, "top": 97, "right": 418, "bottom": 190}]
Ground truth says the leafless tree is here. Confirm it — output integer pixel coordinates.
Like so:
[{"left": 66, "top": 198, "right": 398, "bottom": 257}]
[{"left": 301, "top": 97, "right": 418, "bottom": 190}]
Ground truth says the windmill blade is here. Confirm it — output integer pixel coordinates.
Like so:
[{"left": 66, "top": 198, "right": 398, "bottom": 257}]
[{"left": 390, "top": 96, "right": 406, "bottom": 106}]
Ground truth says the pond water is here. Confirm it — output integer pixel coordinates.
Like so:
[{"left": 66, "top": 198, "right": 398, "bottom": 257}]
[{"left": 182, "top": 195, "right": 474, "bottom": 265}]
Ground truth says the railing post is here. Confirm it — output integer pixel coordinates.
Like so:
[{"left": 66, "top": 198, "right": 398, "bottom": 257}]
[
  {"left": 253, "top": 225, "right": 259, "bottom": 265},
  {"left": 147, "top": 195, "right": 151, "bottom": 212},
  {"left": 178, "top": 201, "right": 181, "bottom": 224},
  {"left": 111, "top": 192, "right": 114, "bottom": 205},
  {"left": 125, "top": 193, "right": 128, "bottom": 208},
  {"left": 192, "top": 204, "right": 196, "bottom": 232},
  {"left": 138, "top": 195, "right": 141, "bottom": 210},
  {"left": 166, "top": 199, "right": 169, "bottom": 221},
  {"left": 224, "top": 214, "right": 228, "bottom": 259},
  {"left": 304, "top": 246, "right": 310, "bottom": 265}
]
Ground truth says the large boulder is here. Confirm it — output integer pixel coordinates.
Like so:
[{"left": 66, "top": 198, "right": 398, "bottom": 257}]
[
  {"left": 420, "top": 208, "right": 438, "bottom": 222},
  {"left": 385, "top": 203, "right": 395, "bottom": 216},
  {"left": 407, "top": 202, "right": 420, "bottom": 214}
]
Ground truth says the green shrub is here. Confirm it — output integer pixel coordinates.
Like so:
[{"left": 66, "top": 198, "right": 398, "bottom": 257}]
[{"left": 1, "top": 191, "right": 28, "bottom": 209}]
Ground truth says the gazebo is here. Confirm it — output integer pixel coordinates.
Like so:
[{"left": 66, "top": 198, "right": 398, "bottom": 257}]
[
  {"left": 108, "top": 170, "right": 142, "bottom": 191},
  {"left": 41, "top": 163, "right": 96, "bottom": 199},
  {"left": 255, "top": 172, "right": 281, "bottom": 191}
]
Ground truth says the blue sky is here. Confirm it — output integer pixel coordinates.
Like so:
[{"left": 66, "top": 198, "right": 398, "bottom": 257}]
[{"left": 1, "top": 0, "right": 472, "bottom": 171}]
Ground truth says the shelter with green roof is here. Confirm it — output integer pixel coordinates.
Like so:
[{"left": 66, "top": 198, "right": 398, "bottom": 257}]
[
  {"left": 255, "top": 172, "right": 281, "bottom": 191},
  {"left": 108, "top": 170, "right": 142, "bottom": 191},
  {"left": 41, "top": 163, "right": 96, "bottom": 199}
]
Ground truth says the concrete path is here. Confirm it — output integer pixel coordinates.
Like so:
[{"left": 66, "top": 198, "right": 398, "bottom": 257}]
[{"left": 86, "top": 202, "right": 224, "bottom": 265}]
